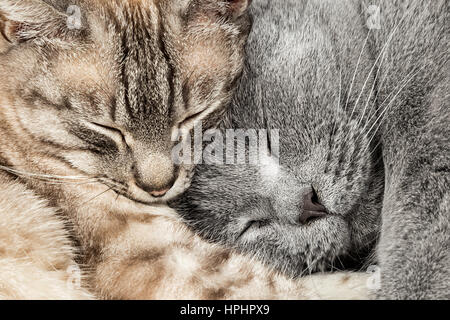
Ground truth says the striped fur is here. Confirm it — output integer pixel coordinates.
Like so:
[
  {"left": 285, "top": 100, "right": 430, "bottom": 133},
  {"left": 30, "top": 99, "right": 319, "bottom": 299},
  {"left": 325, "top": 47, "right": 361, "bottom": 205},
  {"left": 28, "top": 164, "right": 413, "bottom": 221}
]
[{"left": 0, "top": 0, "right": 370, "bottom": 299}]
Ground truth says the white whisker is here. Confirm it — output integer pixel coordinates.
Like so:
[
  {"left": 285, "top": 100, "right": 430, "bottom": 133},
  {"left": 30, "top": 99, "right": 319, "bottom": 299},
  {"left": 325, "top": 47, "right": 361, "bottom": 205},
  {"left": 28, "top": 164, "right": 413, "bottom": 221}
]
[
  {"left": 347, "top": 4, "right": 417, "bottom": 143},
  {"left": 345, "top": 32, "right": 370, "bottom": 112},
  {"left": 355, "top": 67, "right": 417, "bottom": 145},
  {"left": 356, "top": 48, "right": 389, "bottom": 128},
  {"left": 350, "top": 7, "right": 410, "bottom": 122},
  {"left": 356, "top": 63, "right": 392, "bottom": 140},
  {"left": 363, "top": 65, "right": 426, "bottom": 153},
  {"left": 0, "top": 164, "right": 96, "bottom": 183}
]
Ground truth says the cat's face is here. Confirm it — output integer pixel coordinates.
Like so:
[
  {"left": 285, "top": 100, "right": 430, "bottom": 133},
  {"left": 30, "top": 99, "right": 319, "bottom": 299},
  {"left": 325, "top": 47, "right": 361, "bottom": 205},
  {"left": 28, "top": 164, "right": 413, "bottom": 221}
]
[
  {"left": 174, "top": 107, "right": 385, "bottom": 277},
  {"left": 172, "top": 1, "right": 385, "bottom": 277},
  {"left": 0, "top": 0, "right": 251, "bottom": 204}
]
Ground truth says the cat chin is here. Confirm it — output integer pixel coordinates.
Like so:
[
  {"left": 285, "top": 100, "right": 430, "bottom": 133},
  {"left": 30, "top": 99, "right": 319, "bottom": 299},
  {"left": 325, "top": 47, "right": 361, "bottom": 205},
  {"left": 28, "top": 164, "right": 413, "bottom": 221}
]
[{"left": 232, "top": 215, "right": 352, "bottom": 276}]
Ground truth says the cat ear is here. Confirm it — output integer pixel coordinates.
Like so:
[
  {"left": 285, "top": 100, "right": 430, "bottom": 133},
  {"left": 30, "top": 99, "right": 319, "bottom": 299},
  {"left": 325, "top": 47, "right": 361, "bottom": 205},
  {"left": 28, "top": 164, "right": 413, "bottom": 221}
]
[
  {"left": 226, "top": 0, "right": 252, "bottom": 18},
  {"left": 193, "top": 0, "right": 251, "bottom": 20},
  {"left": 0, "top": 0, "right": 73, "bottom": 45}
]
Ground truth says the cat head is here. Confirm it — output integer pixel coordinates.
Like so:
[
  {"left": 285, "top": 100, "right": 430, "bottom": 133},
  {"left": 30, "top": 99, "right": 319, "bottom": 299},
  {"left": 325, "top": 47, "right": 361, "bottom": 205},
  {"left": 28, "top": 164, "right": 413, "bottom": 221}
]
[
  {"left": 172, "top": 1, "right": 385, "bottom": 276},
  {"left": 0, "top": 0, "right": 251, "bottom": 203}
]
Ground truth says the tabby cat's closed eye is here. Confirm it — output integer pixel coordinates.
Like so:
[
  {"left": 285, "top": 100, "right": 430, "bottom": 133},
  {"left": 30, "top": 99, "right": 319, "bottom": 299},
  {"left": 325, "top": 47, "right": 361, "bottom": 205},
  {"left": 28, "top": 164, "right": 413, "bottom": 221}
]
[
  {"left": 0, "top": 0, "right": 251, "bottom": 204},
  {"left": 86, "top": 122, "right": 129, "bottom": 148}
]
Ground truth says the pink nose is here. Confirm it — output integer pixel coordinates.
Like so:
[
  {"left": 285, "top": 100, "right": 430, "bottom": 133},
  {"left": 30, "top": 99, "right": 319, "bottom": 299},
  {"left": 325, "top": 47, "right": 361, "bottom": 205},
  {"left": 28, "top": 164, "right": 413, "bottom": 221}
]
[{"left": 150, "top": 188, "right": 170, "bottom": 198}]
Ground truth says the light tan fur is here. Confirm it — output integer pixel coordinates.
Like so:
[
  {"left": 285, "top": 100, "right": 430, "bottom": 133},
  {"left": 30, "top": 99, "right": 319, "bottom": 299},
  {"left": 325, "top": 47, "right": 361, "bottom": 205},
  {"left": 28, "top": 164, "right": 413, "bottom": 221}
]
[{"left": 0, "top": 173, "right": 92, "bottom": 300}]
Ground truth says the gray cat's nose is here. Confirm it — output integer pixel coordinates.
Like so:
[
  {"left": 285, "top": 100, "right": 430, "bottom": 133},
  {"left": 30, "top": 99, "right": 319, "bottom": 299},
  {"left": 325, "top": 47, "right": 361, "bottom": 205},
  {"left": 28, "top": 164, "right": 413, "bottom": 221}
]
[{"left": 299, "top": 189, "right": 328, "bottom": 225}]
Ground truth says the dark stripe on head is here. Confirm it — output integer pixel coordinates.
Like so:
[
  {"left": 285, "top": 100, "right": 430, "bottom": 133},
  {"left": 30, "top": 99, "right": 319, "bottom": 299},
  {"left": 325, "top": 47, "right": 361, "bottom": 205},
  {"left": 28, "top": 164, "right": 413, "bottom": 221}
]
[
  {"left": 156, "top": 1, "right": 175, "bottom": 119},
  {"left": 119, "top": 31, "right": 133, "bottom": 118},
  {"left": 102, "top": 0, "right": 181, "bottom": 131},
  {"left": 109, "top": 96, "right": 118, "bottom": 122}
]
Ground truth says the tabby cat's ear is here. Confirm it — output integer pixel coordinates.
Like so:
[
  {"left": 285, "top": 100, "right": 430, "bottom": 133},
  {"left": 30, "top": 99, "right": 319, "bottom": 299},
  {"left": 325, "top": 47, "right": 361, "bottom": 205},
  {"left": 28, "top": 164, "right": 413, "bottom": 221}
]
[
  {"left": 226, "top": 0, "right": 252, "bottom": 17},
  {"left": 192, "top": 0, "right": 251, "bottom": 20},
  {"left": 0, "top": 0, "right": 74, "bottom": 45}
]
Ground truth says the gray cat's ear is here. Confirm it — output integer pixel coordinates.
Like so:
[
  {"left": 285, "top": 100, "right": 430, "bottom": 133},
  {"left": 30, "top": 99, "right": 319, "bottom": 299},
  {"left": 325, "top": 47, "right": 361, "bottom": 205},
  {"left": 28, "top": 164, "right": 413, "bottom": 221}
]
[{"left": 0, "top": 0, "right": 74, "bottom": 45}]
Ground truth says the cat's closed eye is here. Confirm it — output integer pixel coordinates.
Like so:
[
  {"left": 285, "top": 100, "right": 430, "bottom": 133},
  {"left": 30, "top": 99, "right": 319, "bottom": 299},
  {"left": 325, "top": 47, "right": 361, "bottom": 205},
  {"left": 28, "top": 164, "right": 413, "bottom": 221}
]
[
  {"left": 237, "top": 220, "right": 271, "bottom": 240},
  {"left": 86, "top": 122, "right": 129, "bottom": 149},
  {"left": 0, "top": 0, "right": 251, "bottom": 205},
  {"left": 177, "top": 108, "right": 211, "bottom": 130}
]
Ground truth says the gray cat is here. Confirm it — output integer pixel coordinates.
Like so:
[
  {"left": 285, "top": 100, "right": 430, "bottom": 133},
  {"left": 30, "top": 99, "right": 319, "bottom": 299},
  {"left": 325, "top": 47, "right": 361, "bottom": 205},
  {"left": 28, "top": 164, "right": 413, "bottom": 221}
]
[{"left": 172, "top": 0, "right": 450, "bottom": 299}]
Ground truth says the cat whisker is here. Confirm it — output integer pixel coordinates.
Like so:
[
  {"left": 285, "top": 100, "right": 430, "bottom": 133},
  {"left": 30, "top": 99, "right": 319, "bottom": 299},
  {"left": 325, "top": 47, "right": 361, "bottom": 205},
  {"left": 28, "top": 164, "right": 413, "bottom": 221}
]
[
  {"left": 334, "top": 254, "right": 346, "bottom": 272},
  {"left": 363, "top": 65, "right": 426, "bottom": 153},
  {"left": 331, "top": 67, "right": 343, "bottom": 139},
  {"left": 354, "top": 66, "right": 416, "bottom": 144},
  {"left": 357, "top": 65, "right": 417, "bottom": 144},
  {"left": 361, "top": 3, "right": 414, "bottom": 131},
  {"left": 351, "top": 5, "right": 411, "bottom": 123},
  {"left": 0, "top": 165, "right": 97, "bottom": 184},
  {"left": 355, "top": 64, "right": 392, "bottom": 142},
  {"left": 82, "top": 186, "right": 115, "bottom": 205},
  {"left": 96, "top": 177, "right": 130, "bottom": 201},
  {"left": 348, "top": 4, "right": 416, "bottom": 143},
  {"left": 356, "top": 49, "right": 387, "bottom": 129},
  {"left": 34, "top": 180, "right": 99, "bottom": 186},
  {"left": 343, "top": 30, "right": 381, "bottom": 142},
  {"left": 358, "top": 40, "right": 397, "bottom": 132},
  {"left": 368, "top": 140, "right": 383, "bottom": 160},
  {"left": 345, "top": 32, "right": 370, "bottom": 113}
]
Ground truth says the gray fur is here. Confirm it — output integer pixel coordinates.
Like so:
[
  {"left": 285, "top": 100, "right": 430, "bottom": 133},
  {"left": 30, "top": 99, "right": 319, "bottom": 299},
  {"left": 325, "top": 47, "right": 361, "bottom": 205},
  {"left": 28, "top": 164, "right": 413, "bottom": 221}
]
[{"left": 172, "top": 0, "right": 449, "bottom": 299}]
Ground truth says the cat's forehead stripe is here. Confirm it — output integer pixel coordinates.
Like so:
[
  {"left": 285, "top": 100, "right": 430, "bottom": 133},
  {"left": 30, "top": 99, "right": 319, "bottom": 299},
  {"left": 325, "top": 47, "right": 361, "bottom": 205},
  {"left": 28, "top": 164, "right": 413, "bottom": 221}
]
[{"left": 100, "top": 0, "right": 173, "bottom": 124}]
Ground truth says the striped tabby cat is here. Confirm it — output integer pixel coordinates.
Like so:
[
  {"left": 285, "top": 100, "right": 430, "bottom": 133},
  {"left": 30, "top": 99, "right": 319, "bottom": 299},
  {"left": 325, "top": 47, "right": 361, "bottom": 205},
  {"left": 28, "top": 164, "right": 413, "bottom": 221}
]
[{"left": 0, "top": 0, "right": 369, "bottom": 299}]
